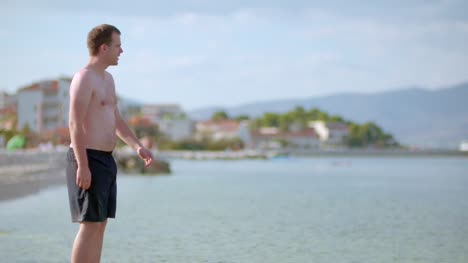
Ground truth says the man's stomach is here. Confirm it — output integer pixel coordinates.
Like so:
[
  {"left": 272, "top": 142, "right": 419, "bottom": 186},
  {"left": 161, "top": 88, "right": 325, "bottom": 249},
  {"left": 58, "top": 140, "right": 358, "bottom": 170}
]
[{"left": 84, "top": 132, "right": 117, "bottom": 152}]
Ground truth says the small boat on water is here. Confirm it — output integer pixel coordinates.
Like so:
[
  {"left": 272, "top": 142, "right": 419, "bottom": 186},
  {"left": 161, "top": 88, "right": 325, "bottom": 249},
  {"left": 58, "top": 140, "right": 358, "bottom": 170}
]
[
  {"left": 265, "top": 150, "right": 290, "bottom": 159},
  {"left": 460, "top": 140, "right": 468, "bottom": 152}
]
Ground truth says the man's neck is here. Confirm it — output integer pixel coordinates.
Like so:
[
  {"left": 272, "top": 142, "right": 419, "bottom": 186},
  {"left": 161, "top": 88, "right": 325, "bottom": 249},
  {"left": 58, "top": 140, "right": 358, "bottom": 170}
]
[{"left": 87, "top": 57, "right": 108, "bottom": 77}]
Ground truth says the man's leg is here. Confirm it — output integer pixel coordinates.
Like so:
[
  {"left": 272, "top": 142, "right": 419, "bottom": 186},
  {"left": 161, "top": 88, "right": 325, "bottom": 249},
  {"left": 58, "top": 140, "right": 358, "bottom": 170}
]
[
  {"left": 71, "top": 220, "right": 108, "bottom": 263},
  {"left": 96, "top": 220, "right": 108, "bottom": 261}
]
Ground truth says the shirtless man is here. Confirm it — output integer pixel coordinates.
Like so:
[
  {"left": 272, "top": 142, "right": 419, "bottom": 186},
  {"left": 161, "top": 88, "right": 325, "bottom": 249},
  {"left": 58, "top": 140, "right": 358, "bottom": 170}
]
[{"left": 66, "top": 24, "right": 153, "bottom": 263}]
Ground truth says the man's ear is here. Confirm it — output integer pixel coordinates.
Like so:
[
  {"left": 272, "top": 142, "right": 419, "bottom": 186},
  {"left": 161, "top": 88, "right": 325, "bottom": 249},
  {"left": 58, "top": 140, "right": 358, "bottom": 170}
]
[{"left": 100, "top": 44, "right": 108, "bottom": 53}]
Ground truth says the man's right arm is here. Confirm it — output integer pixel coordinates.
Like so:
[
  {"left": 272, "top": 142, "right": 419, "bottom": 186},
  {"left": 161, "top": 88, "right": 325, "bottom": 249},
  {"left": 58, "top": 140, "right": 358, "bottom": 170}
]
[{"left": 69, "top": 71, "right": 93, "bottom": 189}]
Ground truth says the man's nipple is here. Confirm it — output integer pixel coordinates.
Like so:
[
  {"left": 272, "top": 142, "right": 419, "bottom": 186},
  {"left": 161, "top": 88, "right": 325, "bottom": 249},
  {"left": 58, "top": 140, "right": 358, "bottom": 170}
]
[{"left": 101, "top": 100, "right": 106, "bottom": 106}]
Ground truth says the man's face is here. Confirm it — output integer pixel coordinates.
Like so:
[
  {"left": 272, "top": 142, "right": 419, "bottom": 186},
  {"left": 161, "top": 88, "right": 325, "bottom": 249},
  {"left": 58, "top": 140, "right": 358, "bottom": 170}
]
[{"left": 105, "top": 32, "right": 123, "bottom": 65}]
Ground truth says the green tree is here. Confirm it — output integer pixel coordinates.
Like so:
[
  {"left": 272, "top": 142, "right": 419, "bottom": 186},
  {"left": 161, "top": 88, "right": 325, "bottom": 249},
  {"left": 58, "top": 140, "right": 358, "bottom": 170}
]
[
  {"left": 234, "top": 115, "right": 250, "bottom": 121},
  {"left": 250, "top": 105, "right": 398, "bottom": 148},
  {"left": 212, "top": 111, "right": 229, "bottom": 121},
  {"left": 262, "top": 113, "right": 280, "bottom": 127},
  {"left": 279, "top": 115, "right": 293, "bottom": 132},
  {"left": 328, "top": 115, "right": 344, "bottom": 122},
  {"left": 306, "top": 108, "right": 322, "bottom": 120},
  {"left": 345, "top": 122, "right": 396, "bottom": 148}
]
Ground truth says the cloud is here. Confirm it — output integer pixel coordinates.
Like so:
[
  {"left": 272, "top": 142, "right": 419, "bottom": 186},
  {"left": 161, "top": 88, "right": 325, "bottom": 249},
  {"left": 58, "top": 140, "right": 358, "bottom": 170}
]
[{"left": 2, "top": 1, "right": 468, "bottom": 108}]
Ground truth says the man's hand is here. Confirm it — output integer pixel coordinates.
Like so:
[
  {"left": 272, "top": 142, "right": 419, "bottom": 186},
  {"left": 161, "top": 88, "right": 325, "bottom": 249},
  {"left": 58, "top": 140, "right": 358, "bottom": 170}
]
[
  {"left": 137, "top": 147, "right": 154, "bottom": 167},
  {"left": 76, "top": 166, "right": 92, "bottom": 190}
]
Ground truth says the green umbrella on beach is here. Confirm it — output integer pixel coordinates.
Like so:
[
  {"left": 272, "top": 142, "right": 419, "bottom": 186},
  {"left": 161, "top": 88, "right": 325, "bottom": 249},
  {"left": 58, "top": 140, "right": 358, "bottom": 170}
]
[{"left": 6, "top": 134, "right": 26, "bottom": 151}]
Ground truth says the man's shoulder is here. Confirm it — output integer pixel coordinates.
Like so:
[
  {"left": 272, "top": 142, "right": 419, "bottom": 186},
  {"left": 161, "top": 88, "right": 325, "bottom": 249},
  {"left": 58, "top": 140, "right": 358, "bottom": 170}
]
[
  {"left": 104, "top": 71, "right": 114, "bottom": 81},
  {"left": 73, "top": 68, "right": 93, "bottom": 80},
  {"left": 70, "top": 68, "right": 95, "bottom": 92}
]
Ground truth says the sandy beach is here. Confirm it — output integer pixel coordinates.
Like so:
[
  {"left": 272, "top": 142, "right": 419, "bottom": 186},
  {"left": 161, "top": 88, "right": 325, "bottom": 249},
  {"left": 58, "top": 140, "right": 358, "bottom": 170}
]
[{"left": 0, "top": 150, "right": 67, "bottom": 201}]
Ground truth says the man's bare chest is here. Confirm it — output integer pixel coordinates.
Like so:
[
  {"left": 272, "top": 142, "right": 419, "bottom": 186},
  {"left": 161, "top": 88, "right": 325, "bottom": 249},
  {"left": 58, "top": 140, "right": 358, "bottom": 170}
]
[{"left": 90, "top": 80, "right": 116, "bottom": 108}]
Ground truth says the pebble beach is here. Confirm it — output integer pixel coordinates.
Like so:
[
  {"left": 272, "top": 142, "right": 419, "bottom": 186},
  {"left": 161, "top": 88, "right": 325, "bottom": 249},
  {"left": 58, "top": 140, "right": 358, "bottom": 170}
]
[{"left": 0, "top": 149, "right": 67, "bottom": 201}]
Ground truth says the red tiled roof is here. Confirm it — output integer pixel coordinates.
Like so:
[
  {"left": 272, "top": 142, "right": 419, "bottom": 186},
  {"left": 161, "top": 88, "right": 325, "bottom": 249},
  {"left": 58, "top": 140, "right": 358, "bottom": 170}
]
[
  {"left": 199, "top": 120, "right": 238, "bottom": 125},
  {"left": 251, "top": 133, "right": 280, "bottom": 139},
  {"left": 198, "top": 120, "right": 240, "bottom": 132},
  {"left": 18, "top": 80, "right": 60, "bottom": 93},
  {"left": 43, "top": 81, "right": 59, "bottom": 93},
  {"left": 0, "top": 105, "right": 16, "bottom": 115},
  {"left": 284, "top": 128, "right": 317, "bottom": 138},
  {"left": 19, "top": 83, "right": 40, "bottom": 92},
  {"left": 128, "top": 116, "right": 154, "bottom": 128}
]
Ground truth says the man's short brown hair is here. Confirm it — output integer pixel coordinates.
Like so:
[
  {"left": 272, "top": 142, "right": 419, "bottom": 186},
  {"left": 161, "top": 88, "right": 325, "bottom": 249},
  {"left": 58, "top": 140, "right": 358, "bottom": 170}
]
[{"left": 87, "top": 24, "right": 121, "bottom": 56}]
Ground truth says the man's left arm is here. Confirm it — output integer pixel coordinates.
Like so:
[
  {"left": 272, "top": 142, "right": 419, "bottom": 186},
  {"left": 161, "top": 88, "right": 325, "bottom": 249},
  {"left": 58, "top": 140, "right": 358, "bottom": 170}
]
[{"left": 115, "top": 109, "right": 154, "bottom": 166}]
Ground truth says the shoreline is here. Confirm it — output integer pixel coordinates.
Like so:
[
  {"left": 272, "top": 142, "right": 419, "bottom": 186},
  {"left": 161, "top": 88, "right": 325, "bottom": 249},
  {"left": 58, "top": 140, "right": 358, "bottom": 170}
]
[
  {"left": 1, "top": 148, "right": 466, "bottom": 202},
  {"left": 0, "top": 168, "right": 65, "bottom": 202},
  {"left": 0, "top": 150, "right": 67, "bottom": 202},
  {"left": 158, "top": 149, "right": 468, "bottom": 160}
]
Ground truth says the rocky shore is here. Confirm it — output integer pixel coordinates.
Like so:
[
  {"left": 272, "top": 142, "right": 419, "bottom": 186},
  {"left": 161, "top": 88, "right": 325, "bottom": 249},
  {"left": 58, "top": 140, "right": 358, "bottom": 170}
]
[
  {"left": 0, "top": 149, "right": 170, "bottom": 201},
  {"left": 0, "top": 149, "right": 67, "bottom": 201}
]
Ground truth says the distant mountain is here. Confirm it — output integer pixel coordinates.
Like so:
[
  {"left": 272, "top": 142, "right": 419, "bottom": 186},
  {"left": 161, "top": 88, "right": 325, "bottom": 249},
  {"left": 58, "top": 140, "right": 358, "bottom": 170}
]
[{"left": 189, "top": 82, "right": 468, "bottom": 149}]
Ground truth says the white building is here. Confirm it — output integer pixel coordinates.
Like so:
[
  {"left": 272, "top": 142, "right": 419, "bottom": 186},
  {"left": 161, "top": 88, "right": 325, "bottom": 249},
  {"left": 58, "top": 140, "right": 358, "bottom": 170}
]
[
  {"left": 250, "top": 127, "right": 320, "bottom": 149},
  {"left": 141, "top": 104, "right": 194, "bottom": 141},
  {"left": 237, "top": 121, "right": 252, "bottom": 145},
  {"left": 284, "top": 128, "right": 321, "bottom": 148},
  {"left": 141, "top": 104, "right": 185, "bottom": 122},
  {"left": 158, "top": 119, "right": 194, "bottom": 141},
  {"left": 195, "top": 120, "right": 250, "bottom": 142},
  {"left": 17, "top": 79, "right": 70, "bottom": 133},
  {"left": 117, "top": 96, "right": 142, "bottom": 120},
  {"left": 309, "top": 121, "right": 349, "bottom": 145}
]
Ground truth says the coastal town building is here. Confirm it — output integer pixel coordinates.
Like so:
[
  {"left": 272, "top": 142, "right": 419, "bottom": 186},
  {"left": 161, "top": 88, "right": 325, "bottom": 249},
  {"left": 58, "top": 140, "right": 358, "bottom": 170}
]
[
  {"left": 158, "top": 119, "right": 194, "bottom": 141},
  {"left": 141, "top": 104, "right": 194, "bottom": 141},
  {"left": 309, "top": 121, "right": 349, "bottom": 145},
  {"left": 195, "top": 120, "right": 250, "bottom": 142},
  {"left": 17, "top": 79, "right": 71, "bottom": 133},
  {"left": 141, "top": 104, "right": 185, "bottom": 122},
  {"left": 250, "top": 127, "right": 320, "bottom": 149},
  {"left": 117, "top": 96, "right": 142, "bottom": 120},
  {"left": 128, "top": 116, "right": 157, "bottom": 138},
  {"left": 249, "top": 127, "right": 281, "bottom": 149},
  {"left": 283, "top": 128, "right": 321, "bottom": 148}
]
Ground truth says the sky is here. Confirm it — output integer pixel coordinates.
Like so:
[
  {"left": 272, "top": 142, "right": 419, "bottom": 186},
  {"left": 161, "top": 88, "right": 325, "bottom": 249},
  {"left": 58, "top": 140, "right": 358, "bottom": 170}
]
[{"left": 1, "top": 0, "right": 468, "bottom": 110}]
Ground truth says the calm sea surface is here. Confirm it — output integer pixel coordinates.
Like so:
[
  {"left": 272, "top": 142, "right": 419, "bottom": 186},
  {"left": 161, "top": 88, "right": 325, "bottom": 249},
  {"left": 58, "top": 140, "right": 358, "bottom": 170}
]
[{"left": 1, "top": 157, "right": 467, "bottom": 262}]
